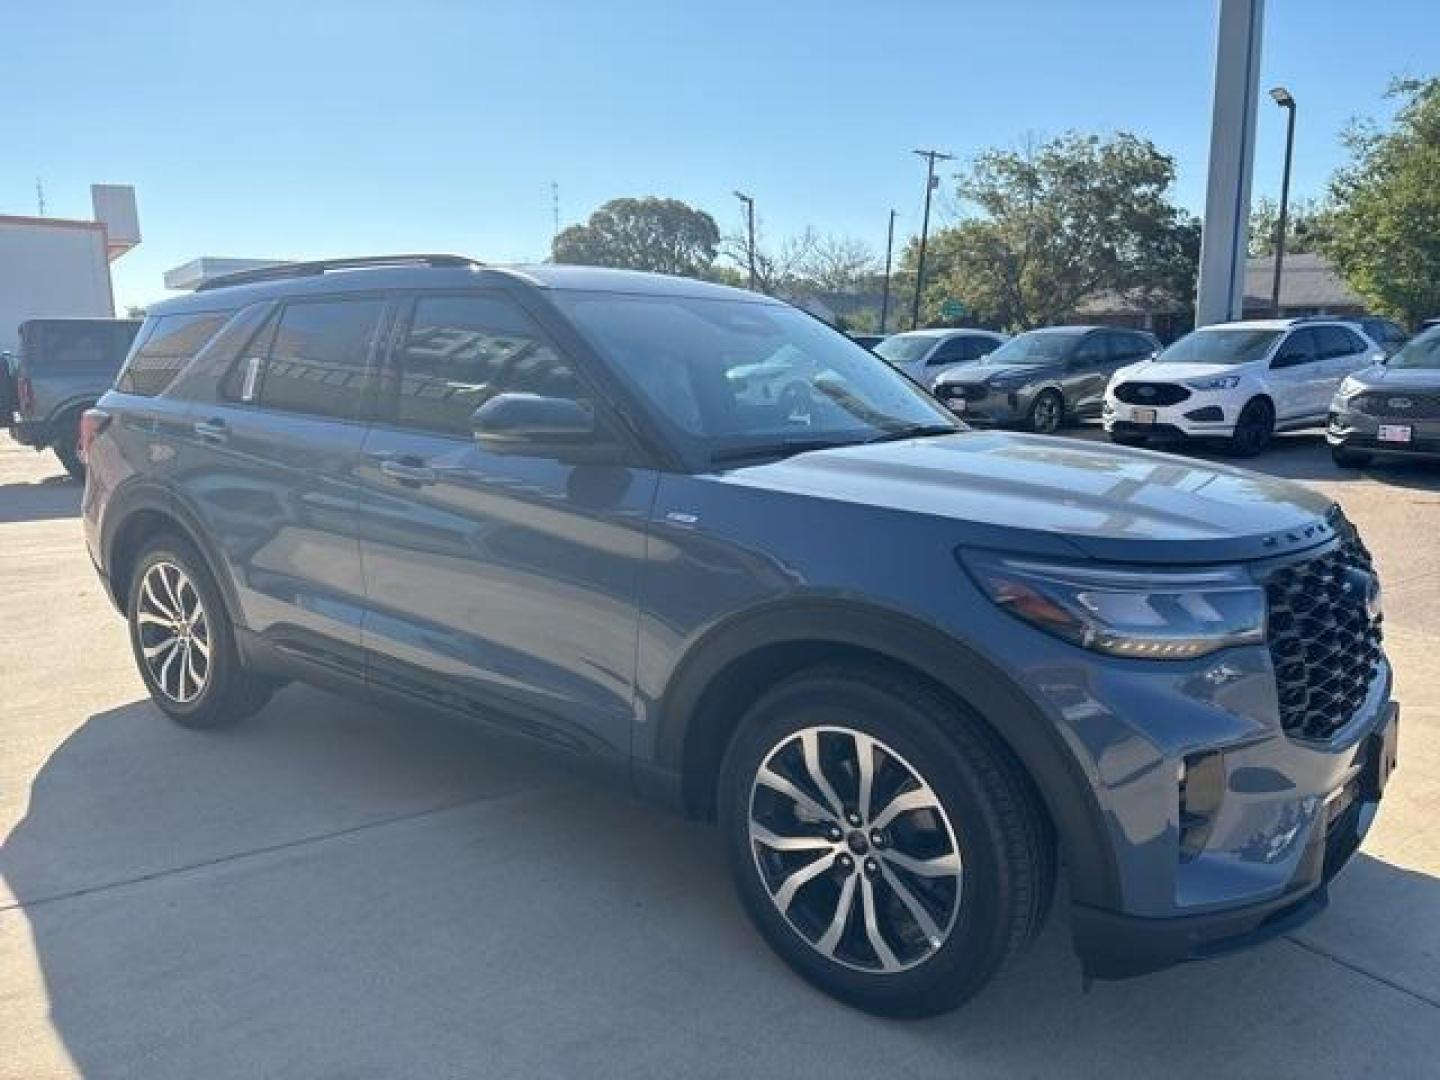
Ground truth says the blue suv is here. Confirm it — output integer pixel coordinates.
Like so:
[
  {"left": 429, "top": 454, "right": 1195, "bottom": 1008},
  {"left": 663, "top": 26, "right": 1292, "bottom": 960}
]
[{"left": 82, "top": 256, "right": 1398, "bottom": 1016}]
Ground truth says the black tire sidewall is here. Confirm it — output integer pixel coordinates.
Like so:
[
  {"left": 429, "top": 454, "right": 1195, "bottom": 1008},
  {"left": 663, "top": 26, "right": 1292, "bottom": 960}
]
[
  {"left": 718, "top": 673, "right": 1018, "bottom": 1016},
  {"left": 1230, "top": 399, "right": 1273, "bottom": 456},
  {"left": 126, "top": 537, "right": 243, "bottom": 728},
  {"left": 1029, "top": 391, "right": 1062, "bottom": 434}
]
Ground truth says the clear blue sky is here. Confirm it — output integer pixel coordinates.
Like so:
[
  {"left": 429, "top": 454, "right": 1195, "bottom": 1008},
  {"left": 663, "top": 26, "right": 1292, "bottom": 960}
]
[{"left": 6, "top": 0, "right": 1437, "bottom": 311}]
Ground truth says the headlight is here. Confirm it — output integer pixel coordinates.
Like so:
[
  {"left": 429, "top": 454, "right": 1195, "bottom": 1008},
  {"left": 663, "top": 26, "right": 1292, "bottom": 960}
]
[
  {"left": 961, "top": 551, "right": 1266, "bottom": 659},
  {"left": 1337, "top": 376, "right": 1364, "bottom": 399},
  {"left": 1185, "top": 375, "right": 1241, "bottom": 391}
]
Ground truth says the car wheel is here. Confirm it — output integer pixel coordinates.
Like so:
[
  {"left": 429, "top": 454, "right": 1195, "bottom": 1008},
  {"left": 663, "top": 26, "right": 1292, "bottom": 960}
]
[
  {"left": 127, "top": 535, "right": 276, "bottom": 728},
  {"left": 1331, "top": 444, "right": 1372, "bottom": 468},
  {"left": 1228, "top": 398, "right": 1274, "bottom": 457},
  {"left": 53, "top": 411, "right": 86, "bottom": 481},
  {"left": 718, "top": 664, "right": 1054, "bottom": 1017},
  {"left": 1027, "top": 391, "right": 1063, "bottom": 435}
]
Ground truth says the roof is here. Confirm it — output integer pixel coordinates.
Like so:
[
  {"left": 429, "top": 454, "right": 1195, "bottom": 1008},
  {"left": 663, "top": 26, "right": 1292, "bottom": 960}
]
[
  {"left": 1244, "top": 252, "right": 1361, "bottom": 310},
  {"left": 149, "top": 258, "right": 775, "bottom": 317}
]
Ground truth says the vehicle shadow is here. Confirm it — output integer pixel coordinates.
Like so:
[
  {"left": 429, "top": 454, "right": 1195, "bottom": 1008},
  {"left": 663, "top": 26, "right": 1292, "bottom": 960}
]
[
  {"left": 0, "top": 474, "right": 81, "bottom": 523},
  {"left": 4, "top": 690, "right": 1439, "bottom": 1077}
]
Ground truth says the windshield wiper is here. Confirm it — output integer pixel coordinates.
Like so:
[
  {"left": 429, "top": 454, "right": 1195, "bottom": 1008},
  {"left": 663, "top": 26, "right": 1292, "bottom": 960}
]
[
  {"left": 862, "top": 423, "right": 961, "bottom": 445},
  {"left": 710, "top": 438, "right": 856, "bottom": 466}
]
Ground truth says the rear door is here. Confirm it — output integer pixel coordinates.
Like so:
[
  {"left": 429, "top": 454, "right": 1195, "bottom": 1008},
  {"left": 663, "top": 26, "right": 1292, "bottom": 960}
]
[
  {"left": 354, "top": 290, "right": 656, "bottom": 760},
  {"left": 174, "top": 294, "right": 388, "bottom": 677},
  {"left": 1065, "top": 332, "right": 1111, "bottom": 415},
  {"left": 1266, "top": 328, "right": 1328, "bottom": 420}
]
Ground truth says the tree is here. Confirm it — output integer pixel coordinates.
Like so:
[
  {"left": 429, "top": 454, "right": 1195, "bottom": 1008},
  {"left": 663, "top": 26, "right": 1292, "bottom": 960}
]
[
  {"left": 794, "top": 232, "right": 880, "bottom": 292},
  {"left": 905, "top": 132, "right": 1198, "bottom": 330},
  {"left": 1248, "top": 195, "right": 1334, "bottom": 257},
  {"left": 1323, "top": 78, "right": 1440, "bottom": 326},
  {"left": 552, "top": 197, "right": 720, "bottom": 277}
]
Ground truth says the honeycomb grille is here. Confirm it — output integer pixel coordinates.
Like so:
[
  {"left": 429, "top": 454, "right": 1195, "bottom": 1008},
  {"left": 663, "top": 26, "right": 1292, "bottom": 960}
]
[{"left": 1264, "top": 512, "right": 1383, "bottom": 741}]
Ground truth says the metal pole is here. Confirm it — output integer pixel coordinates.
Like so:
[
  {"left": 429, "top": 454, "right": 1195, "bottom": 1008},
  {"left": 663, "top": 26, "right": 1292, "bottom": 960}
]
[
  {"left": 911, "top": 149, "right": 952, "bottom": 329},
  {"left": 1271, "top": 97, "right": 1296, "bottom": 317},
  {"left": 734, "top": 191, "right": 757, "bottom": 291},
  {"left": 880, "top": 209, "right": 896, "bottom": 333}
]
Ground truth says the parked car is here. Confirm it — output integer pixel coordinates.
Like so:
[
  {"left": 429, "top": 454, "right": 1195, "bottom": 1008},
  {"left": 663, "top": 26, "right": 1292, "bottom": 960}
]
[
  {"left": 847, "top": 332, "right": 888, "bottom": 350},
  {"left": 84, "top": 256, "right": 1397, "bottom": 1017},
  {"left": 1328, "top": 324, "right": 1440, "bottom": 466},
  {"left": 1347, "top": 315, "right": 1408, "bottom": 357},
  {"left": 1103, "top": 319, "right": 1385, "bottom": 456},
  {"left": 873, "top": 328, "right": 1008, "bottom": 387},
  {"left": 0, "top": 317, "right": 141, "bottom": 478},
  {"left": 932, "top": 326, "right": 1159, "bottom": 433}
]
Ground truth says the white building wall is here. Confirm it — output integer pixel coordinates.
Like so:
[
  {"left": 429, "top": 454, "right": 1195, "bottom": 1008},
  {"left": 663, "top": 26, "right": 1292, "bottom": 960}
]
[{"left": 0, "top": 220, "right": 114, "bottom": 354}]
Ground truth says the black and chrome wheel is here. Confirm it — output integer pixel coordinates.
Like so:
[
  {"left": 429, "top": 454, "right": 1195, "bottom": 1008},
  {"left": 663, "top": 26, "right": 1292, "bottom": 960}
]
[
  {"left": 1027, "top": 390, "right": 1063, "bottom": 434},
  {"left": 1228, "top": 398, "right": 1273, "bottom": 457},
  {"left": 126, "top": 535, "right": 276, "bottom": 728},
  {"left": 719, "top": 664, "right": 1054, "bottom": 1017}
]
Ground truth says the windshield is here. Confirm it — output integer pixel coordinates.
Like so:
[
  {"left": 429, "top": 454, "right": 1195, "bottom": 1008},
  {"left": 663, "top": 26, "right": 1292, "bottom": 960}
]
[
  {"left": 1388, "top": 327, "right": 1440, "bottom": 370},
  {"left": 981, "top": 331, "right": 1082, "bottom": 365},
  {"left": 873, "top": 334, "right": 937, "bottom": 365},
  {"left": 554, "top": 292, "right": 958, "bottom": 459},
  {"left": 1158, "top": 328, "right": 1282, "bottom": 365}
]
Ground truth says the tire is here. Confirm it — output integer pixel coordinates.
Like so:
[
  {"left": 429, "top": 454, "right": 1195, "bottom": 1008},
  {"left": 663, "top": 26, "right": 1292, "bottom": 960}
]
[
  {"left": 718, "top": 663, "right": 1055, "bottom": 1017},
  {"left": 1027, "top": 390, "right": 1063, "bottom": 435},
  {"left": 126, "top": 535, "right": 276, "bottom": 729},
  {"left": 1227, "top": 398, "right": 1274, "bottom": 457},
  {"left": 1331, "top": 444, "right": 1371, "bottom": 468},
  {"left": 53, "top": 411, "right": 86, "bottom": 481}
]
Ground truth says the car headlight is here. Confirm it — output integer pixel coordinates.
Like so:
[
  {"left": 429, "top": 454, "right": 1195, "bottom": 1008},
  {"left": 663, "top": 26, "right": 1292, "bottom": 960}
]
[
  {"left": 1185, "top": 375, "right": 1241, "bottom": 391},
  {"left": 961, "top": 551, "right": 1266, "bottom": 659}
]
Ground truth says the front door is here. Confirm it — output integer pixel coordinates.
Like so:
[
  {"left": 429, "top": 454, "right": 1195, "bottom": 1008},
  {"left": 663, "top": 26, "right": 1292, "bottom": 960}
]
[{"left": 354, "top": 291, "right": 656, "bottom": 760}]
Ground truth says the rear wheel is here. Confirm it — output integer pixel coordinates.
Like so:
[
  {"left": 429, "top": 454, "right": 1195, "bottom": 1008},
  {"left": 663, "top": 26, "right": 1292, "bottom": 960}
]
[
  {"left": 1027, "top": 390, "right": 1063, "bottom": 435},
  {"left": 1331, "top": 444, "right": 1372, "bottom": 468},
  {"left": 53, "top": 411, "right": 85, "bottom": 481},
  {"left": 1228, "top": 398, "right": 1273, "bottom": 457},
  {"left": 126, "top": 536, "right": 276, "bottom": 728},
  {"left": 718, "top": 664, "right": 1054, "bottom": 1017}
]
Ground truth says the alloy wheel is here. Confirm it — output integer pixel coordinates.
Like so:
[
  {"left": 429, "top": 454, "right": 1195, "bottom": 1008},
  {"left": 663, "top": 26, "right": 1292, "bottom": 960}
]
[
  {"left": 1031, "top": 394, "right": 1061, "bottom": 433},
  {"left": 747, "top": 725, "right": 963, "bottom": 973},
  {"left": 135, "top": 561, "right": 212, "bottom": 703}
]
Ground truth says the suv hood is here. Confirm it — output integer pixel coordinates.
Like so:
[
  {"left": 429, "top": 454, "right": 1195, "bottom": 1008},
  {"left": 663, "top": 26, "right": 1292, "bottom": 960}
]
[
  {"left": 1348, "top": 363, "right": 1440, "bottom": 388},
  {"left": 718, "top": 430, "right": 1336, "bottom": 564},
  {"left": 1115, "top": 360, "right": 1254, "bottom": 383},
  {"left": 945, "top": 362, "right": 1062, "bottom": 385}
]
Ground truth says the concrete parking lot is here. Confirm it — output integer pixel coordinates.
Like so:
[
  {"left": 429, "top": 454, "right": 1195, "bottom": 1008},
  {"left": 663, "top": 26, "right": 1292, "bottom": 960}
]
[{"left": 2, "top": 428, "right": 1438, "bottom": 1079}]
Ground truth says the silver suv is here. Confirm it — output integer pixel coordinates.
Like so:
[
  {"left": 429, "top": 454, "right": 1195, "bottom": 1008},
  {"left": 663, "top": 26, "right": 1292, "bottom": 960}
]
[{"left": 82, "top": 256, "right": 1397, "bottom": 1016}]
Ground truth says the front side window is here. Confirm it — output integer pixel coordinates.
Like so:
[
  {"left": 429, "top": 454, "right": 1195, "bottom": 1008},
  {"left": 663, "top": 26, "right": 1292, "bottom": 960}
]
[
  {"left": 117, "top": 312, "right": 228, "bottom": 396},
  {"left": 1272, "top": 328, "right": 1320, "bottom": 367},
  {"left": 255, "top": 298, "right": 386, "bottom": 420},
  {"left": 554, "top": 292, "right": 955, "bottom": 458}
]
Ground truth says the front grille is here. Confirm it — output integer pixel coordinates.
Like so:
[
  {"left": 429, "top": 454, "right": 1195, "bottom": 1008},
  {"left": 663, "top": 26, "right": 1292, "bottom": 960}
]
[
  {"left": 935, "top": 382, "right": 988, "bottom": 403},
  {"left": 1353, "top": 391, "right": 1440, "bottom": 419},
  {"left": 1114, "top": 381, "right": 1191, "bottom": 407},
  {"left": 1264, "top": 510, "right": 1383, "bottom": 741}
]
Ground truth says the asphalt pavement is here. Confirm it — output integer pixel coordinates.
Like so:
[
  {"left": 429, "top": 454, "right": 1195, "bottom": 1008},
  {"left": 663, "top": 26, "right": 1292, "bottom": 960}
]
[{"left": 2, "top": 428, "right": 1438, "bottom": 1079}]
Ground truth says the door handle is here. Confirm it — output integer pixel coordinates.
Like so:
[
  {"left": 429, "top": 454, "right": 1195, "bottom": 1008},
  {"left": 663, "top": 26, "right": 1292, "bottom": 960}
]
[
  {"left": 192, "top": 418, "right": 229, "bottom": 443},
  {"left": 378, "top": 457, "right": 437, "bottom": 486}
]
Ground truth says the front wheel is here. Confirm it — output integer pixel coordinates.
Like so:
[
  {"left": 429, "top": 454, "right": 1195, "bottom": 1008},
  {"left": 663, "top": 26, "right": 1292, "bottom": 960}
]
[
  {"left": 1228, "top": 398, "right": 1274, "bottom": 457},
  {"left": 1027, "top": 390, "right": 1063, "bottom": 434},
  {"left": 718, "top": 664, "right": 1054, "bottom": 1017},
  {"left": 127, "top": 536, "right": 276, "bottom": 728}
]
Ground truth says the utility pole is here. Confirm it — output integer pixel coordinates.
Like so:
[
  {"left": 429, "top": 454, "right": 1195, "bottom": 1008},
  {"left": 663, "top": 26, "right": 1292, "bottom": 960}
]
[
  {"left": 734, "top": 191, "right": 757, "bottom": 290},
  {"left": 551, "top": 181, "right": 561, "bottom": 240},
  {"left": 35, "top": 177, "right": 45, "bottom": 217},
  {"left": 1269, "top": 87, "right": 1297, "bottom": 317},
  {"left": 880, "top": 209, "right": 897, "bottom": 333},
  {"left": 911, "top": 149, "right": 952, "bottom": 329}
]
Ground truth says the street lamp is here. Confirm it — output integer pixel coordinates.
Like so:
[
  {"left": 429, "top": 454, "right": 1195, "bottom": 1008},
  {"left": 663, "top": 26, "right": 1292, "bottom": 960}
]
[
  {"left": 733, "top": 191, "right": 756, "bottom": 291},
  {"left": 1269, "top": 86, "right": 1297, "bottom": 318}
]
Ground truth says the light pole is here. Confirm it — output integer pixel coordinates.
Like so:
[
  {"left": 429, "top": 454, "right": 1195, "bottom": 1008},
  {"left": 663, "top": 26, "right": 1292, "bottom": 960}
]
[
  {"left": 880, "top": 209, "right": 897, "bottom": 333},
  {"left": 733, "top": 191, "right": 757, "bottom": 291},
  {"left": 911, "top": 149, "right": 953, "bottom": 329},
  {"left": 1269, "top": 86, "right": 1297, "bottom": 318}
]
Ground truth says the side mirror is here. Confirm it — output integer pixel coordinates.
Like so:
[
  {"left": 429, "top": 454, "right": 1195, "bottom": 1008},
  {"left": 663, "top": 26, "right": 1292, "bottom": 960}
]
[{"left": 472, "top": 393, "right": 596, "bottom": 448}]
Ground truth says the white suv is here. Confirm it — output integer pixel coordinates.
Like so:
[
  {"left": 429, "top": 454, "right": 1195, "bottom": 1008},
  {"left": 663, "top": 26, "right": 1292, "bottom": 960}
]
[{"left": 1103, "top": 319, "right": 1385, "bottom": 456}]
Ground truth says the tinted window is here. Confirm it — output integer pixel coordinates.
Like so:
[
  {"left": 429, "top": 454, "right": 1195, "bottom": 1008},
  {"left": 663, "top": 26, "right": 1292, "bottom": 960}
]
[
  {"left": 1272, "top": 328, "right": 1319, "bottom": 367},
  {"left": 1314, "top": 325, "right": 1360, "bottom": 359},
  {"left": 256, "top": 299, "right": 385, "bottom": 420},
  {"left": 117, "top": 314, "right": 226, "bottom": 396},
  {"left": 927, "top": 337, "right": 970, "bottom": 365},
  {"left": 385, "top": 294, "right": 580, "bottom": 435},
  {"left": 1073, "top": 334, "right": 1107, "bottom": 365}
]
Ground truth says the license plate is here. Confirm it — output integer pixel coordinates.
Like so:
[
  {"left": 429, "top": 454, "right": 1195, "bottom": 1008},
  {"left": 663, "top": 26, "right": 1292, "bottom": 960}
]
[
  {"left": 1134, "top": 408, "right": 1157, "bottom": 425},
  {"left": 1364, "top": 709, "right": 1400, "bottom": 800},
  {"left": 1378, "top": 424, "right": 1413, "bottom": 444},
  {"left": 947, "top": 398, "right": 966, "bottom": 414}
]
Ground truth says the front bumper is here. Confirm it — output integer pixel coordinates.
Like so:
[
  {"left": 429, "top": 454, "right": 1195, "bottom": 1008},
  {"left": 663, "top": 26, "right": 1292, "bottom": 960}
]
[
  {"left": 1103, "top": 390, "right": 1237, "bottom": 438},
  {"left": 934, "top": 383, "right": 1032, "bottom": 424},
  {"left": 1328, "top": 408, "right": 1440, "bottom": 459},
  {"left": 1074, "top": 699, "right": 1398, "bottom": 980}
]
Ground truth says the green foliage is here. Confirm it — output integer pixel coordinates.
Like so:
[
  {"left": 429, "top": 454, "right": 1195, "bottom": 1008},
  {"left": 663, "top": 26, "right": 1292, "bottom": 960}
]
[
  {"left": 1248, "top": 196, "right": 1335, "bottom": 257},
  {"left": 1323, "top": 78, "right": 1440, "bottom": 326},
  {"left": 552, "top": 197, "right": 720, "bottom": 277},
  {"left": 901, "top": 132, "right": 1198, "bottom": 330}
]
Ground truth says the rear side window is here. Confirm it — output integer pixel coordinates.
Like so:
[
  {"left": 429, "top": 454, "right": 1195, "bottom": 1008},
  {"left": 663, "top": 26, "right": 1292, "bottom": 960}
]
[
  {"left": 1315, "top": 325, "right": 1362, "bottom": 359},
  {"left": 382, "top": 294, "right": 579, "bottom": 436},
  {"left": 247, "top": 298, "right": 386, "bottom": 420},
  {"left": 117, "top": 313, "right": 228, "bottom": 396}
]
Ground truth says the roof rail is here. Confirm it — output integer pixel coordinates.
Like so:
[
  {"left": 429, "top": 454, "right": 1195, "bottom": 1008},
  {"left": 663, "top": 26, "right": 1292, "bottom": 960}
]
[{"left": 194, "top": 254, "right": 485, "bottom": 292}]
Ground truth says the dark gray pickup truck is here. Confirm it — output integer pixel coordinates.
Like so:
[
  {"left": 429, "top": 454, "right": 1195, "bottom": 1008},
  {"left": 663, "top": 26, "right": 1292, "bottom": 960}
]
[{"left": 1, "top": 318, "right": 141, "bottom": 478}]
